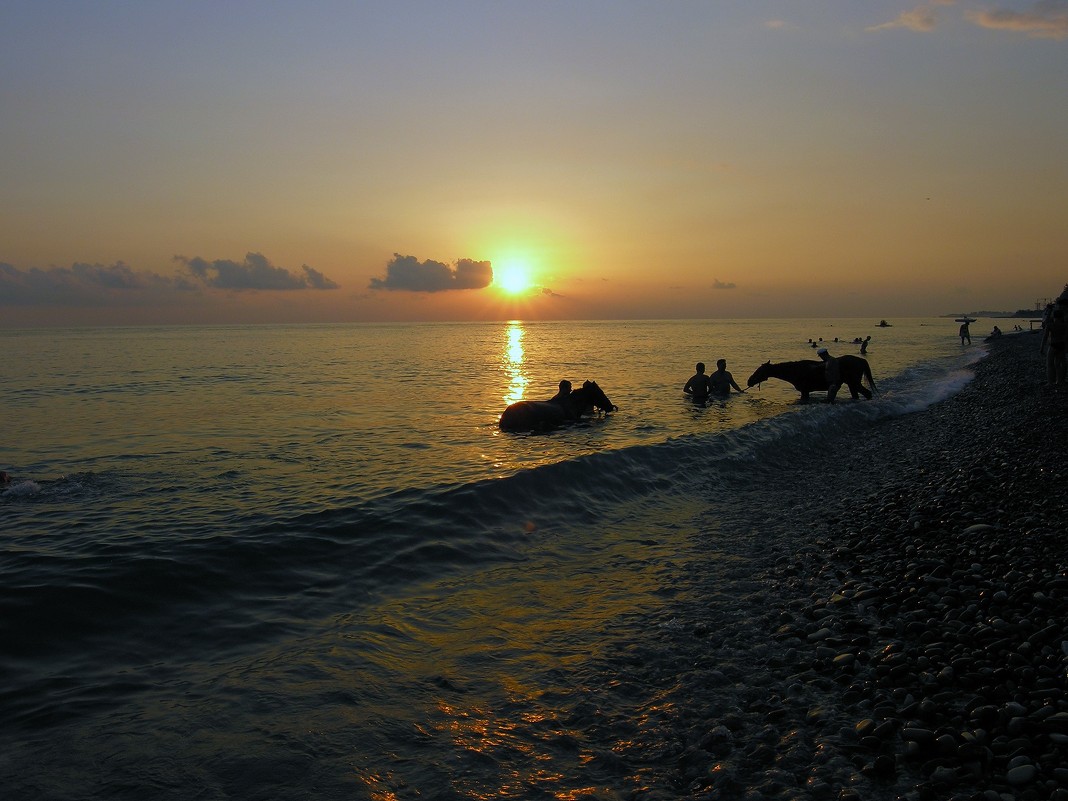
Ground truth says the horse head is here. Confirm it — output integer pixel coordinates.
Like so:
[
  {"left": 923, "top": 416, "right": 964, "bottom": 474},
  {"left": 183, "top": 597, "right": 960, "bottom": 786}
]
[
  {"left": 746, "top": 361, "right": 772, "bottom": 388},
  {"left": 579, "top": 380, "right": 618, "bottom": 414}
]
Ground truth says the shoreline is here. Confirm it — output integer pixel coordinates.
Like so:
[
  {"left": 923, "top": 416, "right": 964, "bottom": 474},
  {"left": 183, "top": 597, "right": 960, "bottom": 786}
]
[{"left": 650, "top": 331, "right": 1067, "bottom": 800}]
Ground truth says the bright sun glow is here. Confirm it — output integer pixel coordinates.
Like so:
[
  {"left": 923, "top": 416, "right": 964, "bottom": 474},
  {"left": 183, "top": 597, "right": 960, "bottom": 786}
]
[{"left": 494, "top": 258, "right": 533, "bottom": 295}]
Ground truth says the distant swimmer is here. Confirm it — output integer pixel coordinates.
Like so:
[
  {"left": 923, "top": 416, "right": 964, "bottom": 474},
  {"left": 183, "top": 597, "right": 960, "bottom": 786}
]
[
  {"left": 860, "top": 336, "right": 871, "bottom": 355},
  {"left": 708, "top": 359, "right": 745, "bottom": 396},
  {"left": 684, "top": 362, "right": 711, "bottom": 404}
]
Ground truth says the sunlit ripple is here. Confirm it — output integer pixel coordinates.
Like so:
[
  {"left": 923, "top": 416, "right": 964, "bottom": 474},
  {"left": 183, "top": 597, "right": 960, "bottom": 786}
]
[{"left": 503, "top": 321, "right": 528, "bottom": 405}]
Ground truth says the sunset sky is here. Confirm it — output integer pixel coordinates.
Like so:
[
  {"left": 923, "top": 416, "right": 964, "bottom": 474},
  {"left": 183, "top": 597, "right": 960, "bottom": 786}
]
[{"left": 2, "top": 1, "right": 1066, "bottom": 327}]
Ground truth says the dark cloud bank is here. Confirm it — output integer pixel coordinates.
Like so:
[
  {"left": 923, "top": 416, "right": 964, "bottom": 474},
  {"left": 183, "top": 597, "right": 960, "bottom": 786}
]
[
  {"left": 0, "top": 253, "right": 338, "bottom": 307},
  {"left": 177, "top": 253, "right": 338, "bottom": 291},
  {"left": 2, "top": 251, "right": 498, "bottom": 310},
  {"left": 368, "top": 254, "right": 492, "bottom": 292}
]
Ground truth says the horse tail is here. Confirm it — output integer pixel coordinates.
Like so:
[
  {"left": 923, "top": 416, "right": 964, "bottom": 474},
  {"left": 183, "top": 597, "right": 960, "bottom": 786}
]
[{"left": 863, "top": 360, "right": 877, "bottom": 394}]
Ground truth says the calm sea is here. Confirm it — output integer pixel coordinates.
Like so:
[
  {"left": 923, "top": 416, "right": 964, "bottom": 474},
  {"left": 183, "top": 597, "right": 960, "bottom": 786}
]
[{"left": 1, "top": 318, "right": 984, "bottom": 799}]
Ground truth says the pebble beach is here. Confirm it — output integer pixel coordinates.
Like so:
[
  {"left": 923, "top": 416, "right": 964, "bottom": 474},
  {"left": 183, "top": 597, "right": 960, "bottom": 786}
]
[{"left": 612, "top": 329, "right": 1067, "bottom": 801}]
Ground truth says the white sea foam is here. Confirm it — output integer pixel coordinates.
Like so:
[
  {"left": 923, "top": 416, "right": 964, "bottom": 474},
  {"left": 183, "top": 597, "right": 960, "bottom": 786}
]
[{"left": 1, "top": 479, "right": 40, "bottom": 497}]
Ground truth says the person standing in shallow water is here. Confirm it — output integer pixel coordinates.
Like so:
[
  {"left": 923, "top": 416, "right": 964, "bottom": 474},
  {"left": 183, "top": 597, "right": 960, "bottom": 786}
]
[
  {"left": 684, "top": 362, "right": 711, "bottom": 405},
  {"left": 959, "top": 321, "right": 971, "bottom": 345},
  {"left": 707, "top": 359, "right": 745, "bottom": 396}
]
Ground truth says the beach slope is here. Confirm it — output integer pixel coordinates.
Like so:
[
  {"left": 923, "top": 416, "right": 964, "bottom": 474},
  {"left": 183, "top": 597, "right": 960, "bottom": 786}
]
[{"left": 662, "top": 331, "right": 1067, "bottom": 800}]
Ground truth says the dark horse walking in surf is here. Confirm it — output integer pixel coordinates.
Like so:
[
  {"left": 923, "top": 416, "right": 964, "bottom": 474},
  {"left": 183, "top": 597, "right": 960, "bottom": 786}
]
[
  {"left": 746, "top": 355, "right": 876, "bottom": 402},
  {"left": 499, "top": 380, "right": 617, "bottom": 431}
]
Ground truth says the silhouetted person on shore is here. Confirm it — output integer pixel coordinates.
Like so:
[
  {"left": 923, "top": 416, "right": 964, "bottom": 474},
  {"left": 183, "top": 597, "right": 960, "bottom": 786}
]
[
  {"left": 684, "top": 362, "right": 711, "bottom": 404},
  {"left": 1041, "top": 303, "right": 1067, "bottom": 386},
  {"left": 708, "top": 359, "right": 745, "bottom": 396},
  {"left": 959, "top": 321, "right": 971, "bottom": 345}
]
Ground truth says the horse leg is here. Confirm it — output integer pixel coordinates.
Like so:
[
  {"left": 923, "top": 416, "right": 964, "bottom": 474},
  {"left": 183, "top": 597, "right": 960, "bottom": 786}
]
[
  {"left": 857, "top": 383, "right": 872, "bottom": 400},
  {"left": 826, "top": 383, "right": 841, "bottom": 403}
]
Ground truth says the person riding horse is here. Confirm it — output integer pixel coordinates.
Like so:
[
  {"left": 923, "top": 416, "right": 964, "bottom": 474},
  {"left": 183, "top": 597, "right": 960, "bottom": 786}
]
[
  {"left": 499, "top": 380, "right": 617, "bottom": 431},
  {"left": 548, "top": 380, "right": 572, "bottom": 405},
  {"left": 816, "top": 348, "right": 842, "bottom": 402}
]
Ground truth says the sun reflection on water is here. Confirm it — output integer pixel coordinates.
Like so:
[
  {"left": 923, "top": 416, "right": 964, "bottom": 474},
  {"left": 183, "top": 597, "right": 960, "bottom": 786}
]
[
  {"left": 503, "top": 321, "right": 528, "bottom": 405},
  {"left": 428, "top": 696, "right": 625, "bottom": 800}
]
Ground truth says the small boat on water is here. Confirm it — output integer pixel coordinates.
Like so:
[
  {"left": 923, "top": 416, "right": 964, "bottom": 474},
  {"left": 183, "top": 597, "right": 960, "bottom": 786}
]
[{"left": 878, "top": 320, "right": 892, "bottom": 327}]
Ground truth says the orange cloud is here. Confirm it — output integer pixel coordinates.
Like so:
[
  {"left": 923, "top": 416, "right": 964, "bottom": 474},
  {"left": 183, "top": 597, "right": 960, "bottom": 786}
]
[
  {"left": 969, "top": 1, "right": 1068, "bottom": 39},
  {"left": 867, "top": 3, "right": 947, "bottom": 33}
]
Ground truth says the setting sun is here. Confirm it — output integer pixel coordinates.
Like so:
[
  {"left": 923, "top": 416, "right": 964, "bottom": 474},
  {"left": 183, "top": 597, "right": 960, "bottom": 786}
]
[{"left": 493, "top": 259, "right": 533, "bottom": 295}]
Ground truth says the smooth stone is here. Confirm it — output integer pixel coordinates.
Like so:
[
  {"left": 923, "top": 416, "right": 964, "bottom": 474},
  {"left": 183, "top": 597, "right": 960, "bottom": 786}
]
[
  {"left": 1006, "top": 763, "right": 1037, "bottom": 785},
  {"left": 855, "top": 719, "right": 875, "bottom": 737},
  {"left": 873, "top": 720, "right": 897, "bottom": 739},
  {"left": 936, "top": 733, "right": 957, "bottom": 754},
  {"left": 808, "top": 628, "right": 835, "bottom": 642},
  {"left": 901, "top": 727, "right": 936, "bottom": 745},
  {"left": 834, "top": 653, "right": 856, "bottom": 669}
]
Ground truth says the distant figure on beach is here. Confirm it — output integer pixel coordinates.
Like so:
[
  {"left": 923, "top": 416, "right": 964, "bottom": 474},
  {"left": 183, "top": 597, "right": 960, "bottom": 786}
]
[
  {"left": 990, "top": 325, "right": 1002, "bottom": 338},
  {"left": 959, "top": 321, "right": 971, "bottom": 345},
  {"left": 860, "top": 336, "right": 871, "bottom": 355},
  {"left": 548, "top": 380, "right": 572, "bottom": 404},
  {"left": 816, "top": 347, "right": 842, "bottom": 402},
  {"left": 1040, "top": 303, "right": 1067, "bottom": 386},
  {"left": 684, "top": 362, "right": 711, "bottom": 404},
  {"left": 708, "top": 359, "right": 745, "bottom": 396}
]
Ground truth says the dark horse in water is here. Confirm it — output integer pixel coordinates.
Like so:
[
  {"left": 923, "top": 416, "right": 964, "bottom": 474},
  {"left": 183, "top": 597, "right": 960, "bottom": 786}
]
[
  {"left": 499, "top": 380, "right": 617, "bottom": 431},
  {"left": 746, "top": 355, "right": 877, "bottom": 402}
]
